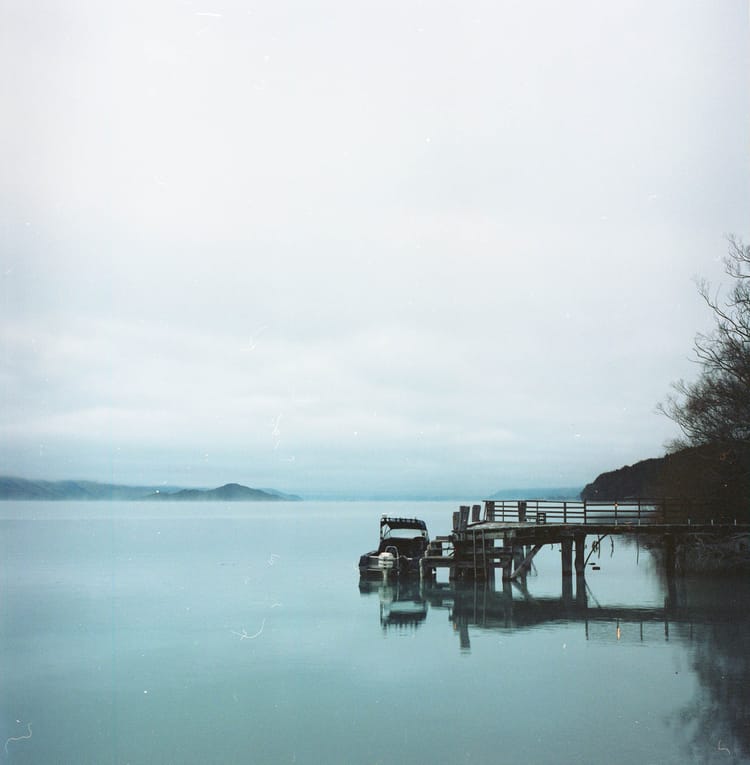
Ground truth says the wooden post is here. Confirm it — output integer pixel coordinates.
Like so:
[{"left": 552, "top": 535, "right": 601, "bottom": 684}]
[
  {"left": 486, "top": 501, "right": 495, "bottom": 521},
  {"left": 574, "top": 533, "right": 586, "bottom": 575},
  {"left": 502, "top": 575, "right": 513, "bottom": 601},
  {"left": 471, "top": 504, "right": 481, "bottom": 523},
  {"left": 562, "top": 571, "right": 574, "bottom": 604},
  {"left": 561, "top": 537, "right": 573, "bottom": 577},
  {"left": 518, "top": 501, "right": 527, "bottom": 523},
  {"left": 512, "top": 543, "right": 524, "bottom": 577},
  {"left": 501, "top": 534, "right": 513, "bottom": 580},
  {"left": 459, "top": 506, "right": 469, "bottom": 531},
  {"left": 502, "top": 554, "right": 512, "bottom": 581},
  {"left": 472, "top": 532, "right": 477, "bottom": 580},
  {"left": 452, "top": 511, "right": 460, "bottom": 532}
]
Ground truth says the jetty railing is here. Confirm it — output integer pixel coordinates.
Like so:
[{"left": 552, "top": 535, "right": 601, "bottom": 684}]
[{"left": 478, "top": 499, "right": 740, "bottom": 527}]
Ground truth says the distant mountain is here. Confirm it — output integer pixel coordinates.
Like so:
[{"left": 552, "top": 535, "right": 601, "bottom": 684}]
[
  {"left": 0, "top": 477, "right": 301, "bottom": 501},
  {"left": 145, "top": 483, "right": 296, "bottom": 502},
  {"left": 0, "top": 476, "right": 183, "bottom": 501},
  {"left": 489, "top": 487, "right": 582, "bottom": 501},
  {"left": 258, "top": 487, "right": 304, "bottom": 501}
]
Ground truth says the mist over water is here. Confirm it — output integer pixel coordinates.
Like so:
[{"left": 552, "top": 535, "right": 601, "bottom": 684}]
[{"left": 1, "top": 502, "right": 748, "bottom": 764}]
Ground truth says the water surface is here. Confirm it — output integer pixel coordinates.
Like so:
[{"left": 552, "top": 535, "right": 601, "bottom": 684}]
[{"left": 1, "top": 501, "right": 747, "bottom": 764}]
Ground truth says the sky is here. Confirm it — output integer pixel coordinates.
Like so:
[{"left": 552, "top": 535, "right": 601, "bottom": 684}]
[{"left": 1, "top": 0, "right": 749, "bottom": 498}]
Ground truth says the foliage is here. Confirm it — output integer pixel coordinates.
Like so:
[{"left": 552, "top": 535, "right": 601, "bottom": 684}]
[{"left": 659, "top": 236, "right": 750, "bottom": 448}]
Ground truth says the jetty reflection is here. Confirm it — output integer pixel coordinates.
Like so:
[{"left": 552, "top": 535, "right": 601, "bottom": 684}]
[
  {"left": 425, "top": 581, "right": 702, "bottom": 651},
  {"left": 358, "top": 575, "right": 739, "bottom": 651},
  {"left": 359, "top": 567, "right": 750, "bottom": 759}
]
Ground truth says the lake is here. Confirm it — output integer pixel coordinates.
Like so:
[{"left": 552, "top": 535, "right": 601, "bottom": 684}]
[{"left": 1, "top": 501, "right": 748, "bottom": 764}]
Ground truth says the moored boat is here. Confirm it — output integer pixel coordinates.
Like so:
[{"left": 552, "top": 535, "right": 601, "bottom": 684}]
[{"left": 358, "top": 515, "right": 430, "bottom": 578}]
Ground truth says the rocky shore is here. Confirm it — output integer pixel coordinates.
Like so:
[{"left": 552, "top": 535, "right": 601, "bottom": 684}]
[{"left": 646, "top": 532, "right": 750, "bottom": 573}]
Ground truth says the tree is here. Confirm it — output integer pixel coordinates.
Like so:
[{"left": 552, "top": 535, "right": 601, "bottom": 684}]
[{"left": 659, "top": 236, "right": 750, "bottom": 449}]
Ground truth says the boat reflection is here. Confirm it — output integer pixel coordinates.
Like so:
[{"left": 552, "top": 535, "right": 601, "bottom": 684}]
[{"left": 358, "top": 578, "right": 428, "bottom": 632}]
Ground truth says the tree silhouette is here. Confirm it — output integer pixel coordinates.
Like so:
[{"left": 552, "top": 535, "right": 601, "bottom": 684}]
[{"left": 659, "top": 237, "right": 750, "bottom": 448}]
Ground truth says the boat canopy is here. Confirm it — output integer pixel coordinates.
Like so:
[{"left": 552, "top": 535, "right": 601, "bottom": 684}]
[{"left": 380, "top": 516, "right": 428, "bottom": 531}]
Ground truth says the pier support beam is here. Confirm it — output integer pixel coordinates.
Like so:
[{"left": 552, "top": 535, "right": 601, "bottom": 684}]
[
  {"left": 575, "top": 538, "right": 587, "bottom": 606},
  {"left": 512, "top": 544, "right": 524, "bottom": 574},
  {"left": 561, "top": 537, "right": 573, "bottom": 603},
  {"left": 501, "top": 554, "right": 512, "bottom": 581},
  {"left": 562, "top": 573, "right": 574, "bottom": 604},
  {"left": 561, "top": 537, "right": 573, "bottom": 577},
  {"left": 502, "top": 576, "right": 513, "bottom": 599},
  {"left": 574, "top": 534, "right": 586, "bottom": 576}
]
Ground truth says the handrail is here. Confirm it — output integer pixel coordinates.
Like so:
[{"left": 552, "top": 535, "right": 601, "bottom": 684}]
[{"left": 481, "top": 498, "right": 745, "bottom": 526}]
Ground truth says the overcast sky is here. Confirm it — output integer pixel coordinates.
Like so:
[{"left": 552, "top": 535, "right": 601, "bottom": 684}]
[{"left": 1, "top": 0, "right": 749, "bottom": 497}]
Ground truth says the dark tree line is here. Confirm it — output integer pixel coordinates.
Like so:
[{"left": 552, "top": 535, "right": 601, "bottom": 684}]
[
  {"left": 659, "top": 236, "right": 750, "bottom": 449},
  {"left": 657, "top": 237, "right": 750, "bottom": 516}
]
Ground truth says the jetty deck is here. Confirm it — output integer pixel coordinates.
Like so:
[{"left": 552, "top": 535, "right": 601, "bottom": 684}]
[{"left": 420, "top": 499, "right": 750, "bottom": 582}]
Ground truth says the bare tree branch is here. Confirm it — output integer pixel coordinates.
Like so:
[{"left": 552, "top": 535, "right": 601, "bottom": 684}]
[{"left": 659, "top": 238, "right": 750, "bottom": 448}]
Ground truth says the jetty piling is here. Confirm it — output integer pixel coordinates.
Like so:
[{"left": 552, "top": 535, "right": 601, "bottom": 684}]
[{"left": 420, "top": 499, "right": 749, "bottom": 583}]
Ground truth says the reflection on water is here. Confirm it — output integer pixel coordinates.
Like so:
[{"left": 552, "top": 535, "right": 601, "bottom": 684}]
[
  {"left": 2, "top": 503, "right": 748, "bottom": 764},
  {"left": 357, "top": 576, "right": 701, "bottom": 650},
  {"left": 359, "top": 572, "right": 750, "bottom": 761},
  {"left": 358, "top": 579, "right": 428, "bottom": 631},
  {"left": 668, "top": 577, "right": 750, "bottom": 762}
]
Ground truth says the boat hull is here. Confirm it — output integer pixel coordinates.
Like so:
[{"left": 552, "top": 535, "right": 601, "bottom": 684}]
[{"left": 358, "top": 552, "right": 423, "bottom": 578}]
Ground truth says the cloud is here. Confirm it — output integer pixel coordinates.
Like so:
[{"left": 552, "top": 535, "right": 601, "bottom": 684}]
[{"left": 1, "top": 0, "right": 748, "bottom": 493}]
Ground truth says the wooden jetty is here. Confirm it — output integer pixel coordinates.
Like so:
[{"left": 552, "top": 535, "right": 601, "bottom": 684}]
[{"left": 420, "top": 499, "right": 750, "bottom": 583}]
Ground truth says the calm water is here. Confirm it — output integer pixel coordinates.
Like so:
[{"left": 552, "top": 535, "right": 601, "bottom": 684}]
[{"left": 1, "top": 501, "right": 748, "bottom": 764}]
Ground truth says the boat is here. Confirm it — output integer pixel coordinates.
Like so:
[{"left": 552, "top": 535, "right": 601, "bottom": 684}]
[{"left": 358, "top": 515, "right": 430, "bottom": 578}]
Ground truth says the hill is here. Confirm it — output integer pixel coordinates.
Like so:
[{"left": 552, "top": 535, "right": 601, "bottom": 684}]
[
  {"left": 580, "top": 459, "right": 664, "bottom": 501},
  {"left": 0, "top": 476, "right": 183, "bottom": 501},
  {"left": 0, "top": 477, "right": 301, "bottom": 501},
  {"left": 581, "top": 444, "right": 750, "bottom": 521},
  {"left": 145, "top": 483, "right": 299, "bottom": 501}
]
